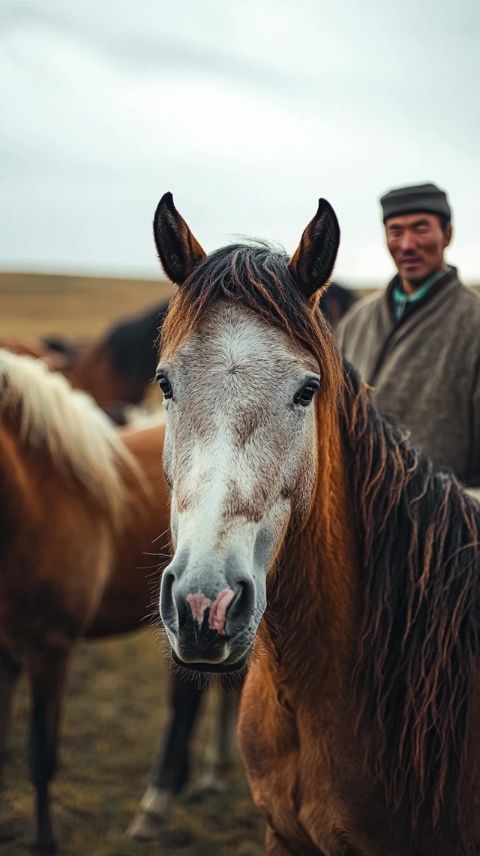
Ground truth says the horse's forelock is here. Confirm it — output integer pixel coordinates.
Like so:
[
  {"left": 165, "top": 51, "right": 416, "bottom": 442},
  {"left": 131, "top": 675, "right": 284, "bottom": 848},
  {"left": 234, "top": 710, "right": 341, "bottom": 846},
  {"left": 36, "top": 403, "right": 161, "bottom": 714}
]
[{"left": 160, "top": 243, "right": 343, "bottom": 408}]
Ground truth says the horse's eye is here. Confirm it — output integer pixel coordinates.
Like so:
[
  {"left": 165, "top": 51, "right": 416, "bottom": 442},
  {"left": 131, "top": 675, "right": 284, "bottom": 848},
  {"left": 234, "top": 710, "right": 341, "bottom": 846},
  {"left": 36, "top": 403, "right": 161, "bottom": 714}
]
[
  {"left": 293, "top": 379, "right": 320, "bottom": 407},
  {"left": 156, "top": 372, "right": 173, "bottom": 400}
]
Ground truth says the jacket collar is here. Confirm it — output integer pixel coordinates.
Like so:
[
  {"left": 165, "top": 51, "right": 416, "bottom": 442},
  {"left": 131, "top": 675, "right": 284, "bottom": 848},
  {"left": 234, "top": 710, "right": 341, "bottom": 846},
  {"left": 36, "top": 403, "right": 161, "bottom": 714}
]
[{"left": 386, "top": 266, "right": 459, "bottom": 327}]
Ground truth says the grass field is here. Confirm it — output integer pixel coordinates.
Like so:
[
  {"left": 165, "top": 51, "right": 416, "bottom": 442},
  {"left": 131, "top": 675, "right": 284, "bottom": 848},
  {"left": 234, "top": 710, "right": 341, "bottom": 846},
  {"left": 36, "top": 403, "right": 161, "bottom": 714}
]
[
  {"left": 1, "top": 635, "right": 264, "bottom": 856},
  {"left": 0, "top": 271, "right": 174, "bottom": 338},
  {"left": 0, "top": 271, "right": 264, "bottom": 856}
]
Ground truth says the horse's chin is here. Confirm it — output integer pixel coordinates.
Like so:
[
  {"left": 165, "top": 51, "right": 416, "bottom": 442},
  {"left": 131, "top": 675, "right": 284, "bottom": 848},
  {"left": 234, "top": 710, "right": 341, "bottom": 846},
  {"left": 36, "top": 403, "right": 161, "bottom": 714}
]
[{"left": 171, "top": 648, "right": 251, "bottom": 673}]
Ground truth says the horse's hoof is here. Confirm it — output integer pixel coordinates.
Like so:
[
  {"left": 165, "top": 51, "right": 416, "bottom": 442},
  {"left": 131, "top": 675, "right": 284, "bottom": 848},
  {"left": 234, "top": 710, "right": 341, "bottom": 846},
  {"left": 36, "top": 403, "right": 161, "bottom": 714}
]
[
  {"left": 126, "top": 810, "right": 165, "bottom": 842},
  {"left": 126, "top": 786, "right": 172, "bottom": 841},
  {"left": 194, "top": 771, "right": 229, "bottom": 796}
]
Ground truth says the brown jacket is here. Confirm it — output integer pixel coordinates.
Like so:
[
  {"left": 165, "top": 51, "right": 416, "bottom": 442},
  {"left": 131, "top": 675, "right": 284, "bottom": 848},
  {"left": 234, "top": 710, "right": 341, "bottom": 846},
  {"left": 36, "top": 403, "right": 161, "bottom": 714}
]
[{"left": 336, "top": 269, "right": 480, "bottom": 485}]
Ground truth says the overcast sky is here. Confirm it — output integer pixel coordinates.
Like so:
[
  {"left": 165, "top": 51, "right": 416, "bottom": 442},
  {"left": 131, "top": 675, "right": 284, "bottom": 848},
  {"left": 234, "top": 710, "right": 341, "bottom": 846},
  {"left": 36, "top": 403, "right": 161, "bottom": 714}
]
[{"left": 1, "top": 0, "right": 479, "bottom": 284}]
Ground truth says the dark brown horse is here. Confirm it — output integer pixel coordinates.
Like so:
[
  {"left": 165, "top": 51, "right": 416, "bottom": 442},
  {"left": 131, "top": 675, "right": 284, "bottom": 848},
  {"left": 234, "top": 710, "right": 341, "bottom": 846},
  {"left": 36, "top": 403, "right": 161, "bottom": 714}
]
[{"left": 151, "top": 192, "right": 480, "bottom": 855}]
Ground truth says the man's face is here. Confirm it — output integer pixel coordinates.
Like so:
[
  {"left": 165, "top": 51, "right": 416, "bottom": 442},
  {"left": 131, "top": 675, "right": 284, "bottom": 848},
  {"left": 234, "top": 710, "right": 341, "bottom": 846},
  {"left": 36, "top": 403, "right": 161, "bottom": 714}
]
[{"left": 385, "top": 212, "right": 452, "bottom": 286}]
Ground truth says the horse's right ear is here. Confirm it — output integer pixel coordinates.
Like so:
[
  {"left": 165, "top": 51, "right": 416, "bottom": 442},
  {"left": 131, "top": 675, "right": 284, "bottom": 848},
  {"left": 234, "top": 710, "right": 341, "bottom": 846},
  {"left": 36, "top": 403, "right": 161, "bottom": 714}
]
[
  {"left": 153, "top": 193, "right": 207, "bottom": 285},
  {"left": 289, "top": 199, "right": 340, "bottom": 300}
]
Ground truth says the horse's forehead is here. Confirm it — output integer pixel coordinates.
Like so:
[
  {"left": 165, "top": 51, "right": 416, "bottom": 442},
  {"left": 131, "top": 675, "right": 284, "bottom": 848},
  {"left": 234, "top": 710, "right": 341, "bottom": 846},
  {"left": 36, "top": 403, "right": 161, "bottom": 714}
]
[{"left": 175, "top": 303, "right": 314, "bottom": 379}]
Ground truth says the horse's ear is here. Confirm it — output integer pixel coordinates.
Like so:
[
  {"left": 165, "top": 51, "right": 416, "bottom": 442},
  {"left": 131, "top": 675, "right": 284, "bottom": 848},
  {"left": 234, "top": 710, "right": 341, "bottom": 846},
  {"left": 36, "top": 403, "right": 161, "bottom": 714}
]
[
  {"left": 153, "top": 192, "right": 207, "bottom": 285},
  {"left": 289, "top": 199, "right": 340, "bottom": 299}
]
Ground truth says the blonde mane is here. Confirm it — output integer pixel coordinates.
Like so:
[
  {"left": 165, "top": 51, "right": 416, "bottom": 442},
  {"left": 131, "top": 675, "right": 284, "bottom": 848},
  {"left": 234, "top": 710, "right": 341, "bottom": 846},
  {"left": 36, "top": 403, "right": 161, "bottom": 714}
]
[{"left": 0, "top": 349, "right": 142, "bottom": 525}]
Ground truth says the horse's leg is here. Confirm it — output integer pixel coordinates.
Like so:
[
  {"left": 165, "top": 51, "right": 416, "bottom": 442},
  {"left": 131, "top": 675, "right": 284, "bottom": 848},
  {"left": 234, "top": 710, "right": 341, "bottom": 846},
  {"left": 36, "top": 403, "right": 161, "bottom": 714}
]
[
  {"left": 0, "top": 651, "right": 22, "bottom": 844},
  {"left": 265, "top": 825, "right": 295, "bottom": 855},
  {"left": 198, "top": 686, "right": 239, "bottom": 793},
  {"left": 266, "top": 825, "right": 326, "bottom": 855},
  {"left": 27, "top": 648, "right": 68, "bottom": 855},
  {"left": 127, "top": 668, "right": 204, "bottom": 841},
  {"left": 0, "top": 650, "right": 22, "bottom": 784}
]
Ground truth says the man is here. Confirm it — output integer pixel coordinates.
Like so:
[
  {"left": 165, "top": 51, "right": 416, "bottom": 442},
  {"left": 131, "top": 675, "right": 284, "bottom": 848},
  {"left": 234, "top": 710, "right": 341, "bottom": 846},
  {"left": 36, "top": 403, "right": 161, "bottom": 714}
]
[{"left": 337, "top": 182, "right": 480, "bottom": 486}]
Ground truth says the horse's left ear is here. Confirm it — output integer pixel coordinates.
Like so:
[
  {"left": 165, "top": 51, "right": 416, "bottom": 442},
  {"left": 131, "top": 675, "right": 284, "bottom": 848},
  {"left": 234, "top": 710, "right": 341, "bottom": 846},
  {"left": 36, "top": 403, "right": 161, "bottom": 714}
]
[
  {"left": 153, "top": 192, "right": 207, "bottom": 285},
  {"left": 289, "top": 199, "right": 340, "bottom": 299}
]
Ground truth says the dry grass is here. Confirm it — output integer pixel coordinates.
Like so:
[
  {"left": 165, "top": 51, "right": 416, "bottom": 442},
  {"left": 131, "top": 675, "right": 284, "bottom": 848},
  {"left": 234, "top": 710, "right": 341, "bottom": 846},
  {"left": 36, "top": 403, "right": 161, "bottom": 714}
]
[
  {"left": 0, "top": 271, "right": 264, "bottom": 855},
  {"left": 1, "top": 632, "right": 264, "bottom": 855},
  {"left": 0, "top": 271, "right": 173, "bottom": 337}
]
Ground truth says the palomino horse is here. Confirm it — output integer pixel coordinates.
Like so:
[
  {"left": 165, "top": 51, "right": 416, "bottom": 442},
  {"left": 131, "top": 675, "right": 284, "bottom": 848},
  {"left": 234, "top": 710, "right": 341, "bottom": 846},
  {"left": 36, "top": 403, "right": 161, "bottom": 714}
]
[
  {"left": 0, "top": 350, "right": 170, "bottom": 853},
  {"left": 152, "top": 192, "right": 480, "bottom": 855}
]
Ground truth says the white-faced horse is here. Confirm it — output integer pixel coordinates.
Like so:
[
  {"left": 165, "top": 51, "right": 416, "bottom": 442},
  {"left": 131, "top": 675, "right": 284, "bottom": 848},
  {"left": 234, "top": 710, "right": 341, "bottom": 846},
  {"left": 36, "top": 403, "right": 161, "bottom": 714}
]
[{"left": 152, "top": 192, "right": 480, "bottom": 855}]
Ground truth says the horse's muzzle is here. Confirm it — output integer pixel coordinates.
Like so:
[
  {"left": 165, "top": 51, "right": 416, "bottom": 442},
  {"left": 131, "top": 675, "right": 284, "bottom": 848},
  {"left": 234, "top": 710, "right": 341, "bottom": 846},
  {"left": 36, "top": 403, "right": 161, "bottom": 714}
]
[{"left": 159, "top": 553, "right": 257, "bottom": 670}]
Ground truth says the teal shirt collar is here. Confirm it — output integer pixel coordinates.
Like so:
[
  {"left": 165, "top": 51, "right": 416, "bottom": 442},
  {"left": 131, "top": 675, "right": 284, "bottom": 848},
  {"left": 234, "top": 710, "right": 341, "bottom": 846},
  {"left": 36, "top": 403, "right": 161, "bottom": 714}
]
[{"left": 392, "top": 269, "right": 447, "bottom": 321}]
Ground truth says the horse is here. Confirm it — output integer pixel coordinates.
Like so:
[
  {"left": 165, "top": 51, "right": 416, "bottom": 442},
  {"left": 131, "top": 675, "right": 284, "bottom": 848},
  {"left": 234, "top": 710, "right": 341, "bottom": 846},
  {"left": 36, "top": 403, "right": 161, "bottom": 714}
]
[
  {"left": 0, "top": 349, "right": 171, "bottom": 853},
  {"left": 151, "top": 191, "right": 480, "bottom": 855},
  {"left": 0, "top": 349, "right": 241, "bottom": 851},
  {"left": 0, "top": 335, "right": 239, "bottom": 851}
]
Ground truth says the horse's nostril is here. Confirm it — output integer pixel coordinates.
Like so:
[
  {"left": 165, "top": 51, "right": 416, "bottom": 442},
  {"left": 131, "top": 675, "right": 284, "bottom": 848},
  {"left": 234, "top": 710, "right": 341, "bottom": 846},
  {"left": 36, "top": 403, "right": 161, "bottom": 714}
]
[
  {"left": 159, "top": 571, "right": 178, "bottom": 631},
  {"left": 226, "top": 578, "right": 255, "bottom": 632},
  {"left": 176, "top": 598, "right": 189, "bottom": 631}
]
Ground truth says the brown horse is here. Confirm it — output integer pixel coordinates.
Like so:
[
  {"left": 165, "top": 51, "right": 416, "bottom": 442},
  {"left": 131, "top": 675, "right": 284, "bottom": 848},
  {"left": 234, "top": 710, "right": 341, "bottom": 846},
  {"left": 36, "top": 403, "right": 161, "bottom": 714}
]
[
  {"left": 0, "top": 349, "right": 170, "bottom": 853},
  {"left": 152, "top": 192, "right": 480, "bottom": 855},
  {"left": 0, "top": 344, "right": 240, "bottom": 848}
]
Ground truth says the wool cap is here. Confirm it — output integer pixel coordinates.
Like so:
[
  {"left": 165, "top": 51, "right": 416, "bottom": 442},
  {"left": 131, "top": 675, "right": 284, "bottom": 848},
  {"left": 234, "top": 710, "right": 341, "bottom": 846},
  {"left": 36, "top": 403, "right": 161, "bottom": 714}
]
[{"left": 380, "top": 182, "right": 451, "bottom": 223}]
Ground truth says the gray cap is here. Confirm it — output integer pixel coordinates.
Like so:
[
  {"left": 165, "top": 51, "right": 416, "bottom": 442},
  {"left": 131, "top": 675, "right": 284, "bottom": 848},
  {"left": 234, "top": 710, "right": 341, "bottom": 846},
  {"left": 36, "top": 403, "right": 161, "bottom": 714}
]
[{"left": 380, "top": 182, "right": 451, "bottom": 223}]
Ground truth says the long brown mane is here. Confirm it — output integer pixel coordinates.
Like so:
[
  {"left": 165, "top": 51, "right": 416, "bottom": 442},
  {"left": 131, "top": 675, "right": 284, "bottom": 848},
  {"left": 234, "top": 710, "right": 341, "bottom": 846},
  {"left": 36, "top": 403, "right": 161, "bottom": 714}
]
[
  {"left": 161, "top": 243, "right": 480, "bottom": 841},
  {"left": 343, "top": 364, "right": 480, "bottom": 832}
]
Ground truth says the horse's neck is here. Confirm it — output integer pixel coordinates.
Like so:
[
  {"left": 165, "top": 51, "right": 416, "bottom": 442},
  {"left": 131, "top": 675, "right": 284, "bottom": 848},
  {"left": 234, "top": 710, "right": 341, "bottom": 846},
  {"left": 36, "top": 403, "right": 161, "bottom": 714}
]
[
  {"left": 116, "top": 425, "right": 170, "bottom": 547},
  {"left": 264, "top": 417, "right": 359, "bottom": 698},
  {"left": 0, "top": 424, "right": 41, "bottom": 530}
]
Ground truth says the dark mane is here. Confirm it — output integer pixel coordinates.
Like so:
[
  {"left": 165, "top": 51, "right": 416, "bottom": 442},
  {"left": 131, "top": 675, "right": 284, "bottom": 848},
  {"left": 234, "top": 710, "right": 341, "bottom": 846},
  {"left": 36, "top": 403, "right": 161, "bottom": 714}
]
[
  {"left": 104, "top": 302, "right": 169, "bottom": 383},
  {"left": 161, "top": 243, "right": 343, "bottom": 408},
  {"left": 343, "top": 363, "right": 480, "bottom": 835}
]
